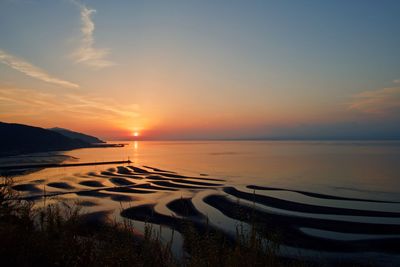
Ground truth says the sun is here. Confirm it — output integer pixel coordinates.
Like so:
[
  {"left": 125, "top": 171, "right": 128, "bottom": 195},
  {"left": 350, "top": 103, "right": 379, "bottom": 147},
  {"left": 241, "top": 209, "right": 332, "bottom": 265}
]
[{"left": 133, "top": 131, "right": 139, "bottom": 137}]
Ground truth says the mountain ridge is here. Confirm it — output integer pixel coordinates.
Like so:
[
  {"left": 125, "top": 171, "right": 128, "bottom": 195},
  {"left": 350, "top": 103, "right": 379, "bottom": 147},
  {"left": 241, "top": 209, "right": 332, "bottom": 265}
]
[
  {"left": 0, "top": 122, "right": 98, "bottom": 157},
  {"left": 49, "top": 127, "right": 104, "bottom": 144}
]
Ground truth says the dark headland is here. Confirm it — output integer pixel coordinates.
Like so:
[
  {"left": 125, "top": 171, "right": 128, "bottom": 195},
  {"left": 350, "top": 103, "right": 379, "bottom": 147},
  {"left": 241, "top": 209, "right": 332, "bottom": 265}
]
[
  {"left": 0, "top": 121, "right": 123, "bottom": 157},
  {"left": 49, "top": 127, "right": 105, "bottom": 144}
]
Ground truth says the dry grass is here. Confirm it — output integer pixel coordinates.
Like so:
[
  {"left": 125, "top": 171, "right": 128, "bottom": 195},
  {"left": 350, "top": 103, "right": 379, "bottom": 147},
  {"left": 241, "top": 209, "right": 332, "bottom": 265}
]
[
  {"left": 0, "top": 176, "right": 177, "bottom": 267},
  {"left": 0, "top": 176, "right": 311, "bottom": 267}
]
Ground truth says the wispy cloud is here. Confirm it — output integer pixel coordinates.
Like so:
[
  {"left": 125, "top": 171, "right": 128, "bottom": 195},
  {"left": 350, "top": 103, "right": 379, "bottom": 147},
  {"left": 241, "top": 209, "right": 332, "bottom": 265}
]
[
  {"left": 0, "top": 49, "right": 79, "bottom": 88},
  {"left": 348, "top": 87, "right": 400, "bottom": 114},
  {"left": 0, "top": 87, "right": 139, "bottom": 126},
  {"left": 393, "top": 79, "right": 400, "bottom": 84},
  {"left": 72, "top": 3, "right": 114, "bottom": 69}
]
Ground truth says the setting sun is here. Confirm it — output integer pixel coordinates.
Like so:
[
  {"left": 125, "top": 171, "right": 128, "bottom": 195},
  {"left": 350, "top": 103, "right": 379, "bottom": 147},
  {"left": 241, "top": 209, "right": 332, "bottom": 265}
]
[{"left": 1, "top": 1, "right": 399, "bottom": 265}]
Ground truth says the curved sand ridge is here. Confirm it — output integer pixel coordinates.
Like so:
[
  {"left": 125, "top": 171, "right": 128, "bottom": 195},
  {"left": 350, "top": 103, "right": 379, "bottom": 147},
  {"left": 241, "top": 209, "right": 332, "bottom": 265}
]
[
  {"left": 11, "top": 164, "right": 400, "bottom": 259},
  {"left": 12, "top": 165, "right": 225, "bottom": 202}
]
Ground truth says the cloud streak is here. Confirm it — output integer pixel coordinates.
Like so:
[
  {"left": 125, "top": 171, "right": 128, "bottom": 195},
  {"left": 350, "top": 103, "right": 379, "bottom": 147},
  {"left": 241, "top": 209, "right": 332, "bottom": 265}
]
[
  {"left": 348, "top": 87, "right": 400, "bottom": 114},
  {"left": 0, "top": 49, "right": 79, "bottom": 88},
  {"left": 0, "top": 87, "right": 139, "bottom": 127},
  {"left": 73, "top": 3, "right": 114, "bottom": 69}
]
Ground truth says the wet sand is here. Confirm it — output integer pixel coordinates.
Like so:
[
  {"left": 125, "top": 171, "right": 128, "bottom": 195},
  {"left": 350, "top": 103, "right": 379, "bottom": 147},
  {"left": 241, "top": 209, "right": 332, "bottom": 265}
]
[
  {"left": 204, "top": 194, "right": 400, "bottom": 253},
  {"left": 8, "top": 162, "right": 400, "bottom": 265},
  {"left": 223, "top": 187, "right": 400, "bottom": 217},
  {"left": 247, "top": 185, "right": 400, "bottom": 204},
  {"left": 167, "top": 198, "right": 203, "bottom": 217}
]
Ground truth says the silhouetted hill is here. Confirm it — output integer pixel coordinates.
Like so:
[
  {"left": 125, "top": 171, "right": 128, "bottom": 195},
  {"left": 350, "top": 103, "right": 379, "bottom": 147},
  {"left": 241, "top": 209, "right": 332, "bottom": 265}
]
[
  {"left": 50, "top": 127, "right": 104, "bottom": 144},
  {"left": 0, "top": 122, "right": 92, "bottom": 156}
]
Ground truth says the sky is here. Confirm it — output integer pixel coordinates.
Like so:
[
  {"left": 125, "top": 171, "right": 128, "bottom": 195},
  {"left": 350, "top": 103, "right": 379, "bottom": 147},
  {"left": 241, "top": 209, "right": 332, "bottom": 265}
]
[{"left": 0, "top": 0, "right": 400, "bottom": 140}]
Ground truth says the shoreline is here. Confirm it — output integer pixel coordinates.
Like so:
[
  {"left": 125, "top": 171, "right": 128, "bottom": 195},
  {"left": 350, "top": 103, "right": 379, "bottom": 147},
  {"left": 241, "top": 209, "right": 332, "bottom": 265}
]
[
  {"left": 4, "top": 159, "right": 400, "bottom": 266},
  {"left": 0, "top": 142, "right": 126, "bottom": 158},
  {"left": 0, "top": 160, "right": 132, "bottom": 171}
]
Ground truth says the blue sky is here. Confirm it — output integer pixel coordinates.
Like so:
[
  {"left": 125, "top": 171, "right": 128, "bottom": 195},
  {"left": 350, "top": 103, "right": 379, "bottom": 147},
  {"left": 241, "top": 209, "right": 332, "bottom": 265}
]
[{"left": 0, "top": 0, "right": 399, "bottom": 139}]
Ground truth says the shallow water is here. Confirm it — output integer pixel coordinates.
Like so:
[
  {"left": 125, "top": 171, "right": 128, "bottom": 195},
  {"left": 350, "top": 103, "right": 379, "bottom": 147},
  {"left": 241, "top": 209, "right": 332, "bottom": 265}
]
[{"left": 8, "top": 141, "right": 400, "bottom": 266}]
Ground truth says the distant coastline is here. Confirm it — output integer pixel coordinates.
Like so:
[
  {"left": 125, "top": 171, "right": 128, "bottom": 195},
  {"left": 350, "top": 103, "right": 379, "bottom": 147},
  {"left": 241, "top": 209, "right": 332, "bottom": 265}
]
[{"left": 0, "top": 122, "right": 125, "bottom": 157}]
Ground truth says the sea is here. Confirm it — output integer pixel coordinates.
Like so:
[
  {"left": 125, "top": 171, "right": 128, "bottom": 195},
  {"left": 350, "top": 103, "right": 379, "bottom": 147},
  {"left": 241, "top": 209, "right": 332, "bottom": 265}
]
[{"left": 6, "top": 141, "right": 400, "bottom": 266}]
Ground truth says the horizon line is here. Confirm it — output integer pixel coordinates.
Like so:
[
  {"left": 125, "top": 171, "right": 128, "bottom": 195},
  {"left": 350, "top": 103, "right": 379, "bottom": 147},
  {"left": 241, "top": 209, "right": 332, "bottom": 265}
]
[{"left": 108, "top": 137, "right": 400, "bottom": 142}]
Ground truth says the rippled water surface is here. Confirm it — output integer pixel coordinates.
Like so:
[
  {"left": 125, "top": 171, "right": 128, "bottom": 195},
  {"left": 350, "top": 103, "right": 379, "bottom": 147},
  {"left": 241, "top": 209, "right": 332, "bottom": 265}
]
[{"left": 10, "top": 141, "right": 400, "bottom": 266}]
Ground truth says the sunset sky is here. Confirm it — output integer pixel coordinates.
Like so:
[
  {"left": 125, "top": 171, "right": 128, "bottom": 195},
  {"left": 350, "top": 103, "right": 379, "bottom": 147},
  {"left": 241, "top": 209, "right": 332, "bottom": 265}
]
[{"left": 1, "top": 0, "right": 400, "bottom": 140}]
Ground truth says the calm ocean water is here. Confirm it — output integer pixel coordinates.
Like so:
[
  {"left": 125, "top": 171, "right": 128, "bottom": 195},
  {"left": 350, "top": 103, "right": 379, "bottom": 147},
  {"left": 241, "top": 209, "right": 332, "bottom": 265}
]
[{"left": 66, "top": 141, "right": 400, "bottom": 199}]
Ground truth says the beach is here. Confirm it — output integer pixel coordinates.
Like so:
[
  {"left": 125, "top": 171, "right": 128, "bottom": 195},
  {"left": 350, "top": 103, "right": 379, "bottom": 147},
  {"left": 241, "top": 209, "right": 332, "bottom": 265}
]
[{"left": 2, "top": 141, "right": 399, "bottom": 266}]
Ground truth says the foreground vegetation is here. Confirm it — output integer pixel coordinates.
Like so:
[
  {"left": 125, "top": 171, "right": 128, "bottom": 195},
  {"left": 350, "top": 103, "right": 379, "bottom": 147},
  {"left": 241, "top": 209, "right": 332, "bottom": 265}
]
[{"left": 0, "top": 177, "right": 309, "bottom": 267}]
